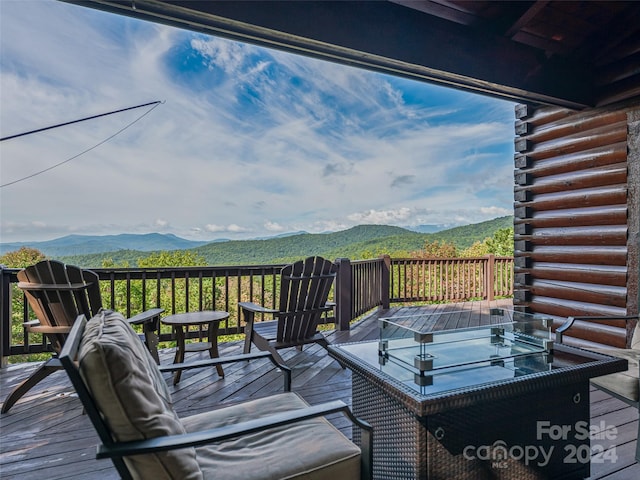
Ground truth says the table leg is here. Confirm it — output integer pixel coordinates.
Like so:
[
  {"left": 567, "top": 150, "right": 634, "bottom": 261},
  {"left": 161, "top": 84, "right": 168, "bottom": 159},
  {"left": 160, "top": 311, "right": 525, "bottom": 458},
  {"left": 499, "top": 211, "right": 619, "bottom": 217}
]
[
  {"left": 208, "top": 320, "right": 224, "bottom": 377},
  {"left": 172, "top": 325, "right": 186, "bottom": 385},
  {"left": 143, "top": 319, "right": 160, "bottom": 365}
]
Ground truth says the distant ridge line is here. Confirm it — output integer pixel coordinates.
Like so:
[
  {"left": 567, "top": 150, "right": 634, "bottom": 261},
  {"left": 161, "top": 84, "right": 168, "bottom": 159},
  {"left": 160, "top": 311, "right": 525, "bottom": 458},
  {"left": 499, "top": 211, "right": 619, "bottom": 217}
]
[{"left": 1, "top": 216, "right": 514, "bottom": 268}]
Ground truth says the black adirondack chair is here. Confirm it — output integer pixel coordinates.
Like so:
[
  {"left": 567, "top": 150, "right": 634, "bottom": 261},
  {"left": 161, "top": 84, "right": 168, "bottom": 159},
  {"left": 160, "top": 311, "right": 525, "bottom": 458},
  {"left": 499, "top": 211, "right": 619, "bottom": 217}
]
[
  {"left": 239, "top": 256, "right": 338, "bottom": 365},
  {"left": 1, "top": 260, "right": 163, "bottom": 413}
]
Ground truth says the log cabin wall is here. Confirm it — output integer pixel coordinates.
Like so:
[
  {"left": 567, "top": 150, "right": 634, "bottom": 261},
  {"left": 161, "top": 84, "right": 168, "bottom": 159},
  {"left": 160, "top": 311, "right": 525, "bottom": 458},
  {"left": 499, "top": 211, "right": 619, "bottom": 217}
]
[{"left": 513, "top": 100, "right": 639, "bottom": 349}]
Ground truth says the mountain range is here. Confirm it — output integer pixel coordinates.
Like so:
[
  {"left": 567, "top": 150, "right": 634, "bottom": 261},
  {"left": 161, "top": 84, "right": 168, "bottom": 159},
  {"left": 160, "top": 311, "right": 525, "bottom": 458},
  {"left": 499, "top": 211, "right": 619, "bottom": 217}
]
[
  {"left": 1, "top": 216, "right": 513, "bottom": 267},
  {"left": 0, "top": 233, "right": 211, "bottom": 256}
]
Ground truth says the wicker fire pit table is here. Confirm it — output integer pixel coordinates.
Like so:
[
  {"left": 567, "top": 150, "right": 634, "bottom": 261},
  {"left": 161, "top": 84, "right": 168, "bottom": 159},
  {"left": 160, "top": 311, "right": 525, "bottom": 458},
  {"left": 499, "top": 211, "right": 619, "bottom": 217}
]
[{"left": 329, "top": 309, "right": 626, "bottom": 480}]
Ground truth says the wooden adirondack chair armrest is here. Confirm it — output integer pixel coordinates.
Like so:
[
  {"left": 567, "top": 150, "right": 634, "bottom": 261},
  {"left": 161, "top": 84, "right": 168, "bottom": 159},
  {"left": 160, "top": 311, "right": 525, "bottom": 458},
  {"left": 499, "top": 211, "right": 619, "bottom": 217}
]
[
  {"left": 238, "top": 302, "right": 278, "bottom": 314},
  {"left": 25, "top": 321, "right": 72, "bottom": 334},
  {"left": 95, "top": 399, "right": 373, "bottom": 480},
  {"left": 127, "top": 308, "right": 164, "bottom": 325},
  {"left": 17, "top": 281, "right": 93, "bottom": 292},
  {"left": 556, "top": 315, "right": 638, "bottom": 343},
  {"left": 159, "top": 351, "right": 292, "bottom": 391},
  {"left": 320, "top": 302, "right": 336, "bottom": 313}
]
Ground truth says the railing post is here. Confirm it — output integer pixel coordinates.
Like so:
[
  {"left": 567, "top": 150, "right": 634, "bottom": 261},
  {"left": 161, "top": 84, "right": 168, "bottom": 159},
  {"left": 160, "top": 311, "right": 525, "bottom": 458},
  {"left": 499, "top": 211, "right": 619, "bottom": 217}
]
[
  {"left": 485, "top": 254, "right": 495, "bottom": 301},
  {"left": 1, "top": 266, "right": 11, "bottom": 367},
  {"left": 334, "top": 258, "right": 352, "bottom": 331},
  {"left": 381, "top": 255, "right": 391, "bottom": 309}
]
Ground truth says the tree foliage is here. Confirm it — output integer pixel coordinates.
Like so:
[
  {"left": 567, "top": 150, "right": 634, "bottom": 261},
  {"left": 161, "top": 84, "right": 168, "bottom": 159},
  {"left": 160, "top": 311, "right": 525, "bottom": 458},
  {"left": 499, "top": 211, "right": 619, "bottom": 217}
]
[
  {"left": 100, "top": 250, "right": 211, "bottom": 318},
  {"left": 426, "top": 216, "right": 513, "bottom": 249},
  {"left": 138, "top": 250, "right": 207, "bottom": 268},
  {"left": 410, "top": 239, "right": 458, "bottom": 258},
  {"left": 1, "top": 247, "right": 48, "bottom": 363},
  {"left": 460, "top": 227, "right": 514, "bottom": 257},
  {"left": 0, "top": 247, "right": 47, "bottom": 268}
]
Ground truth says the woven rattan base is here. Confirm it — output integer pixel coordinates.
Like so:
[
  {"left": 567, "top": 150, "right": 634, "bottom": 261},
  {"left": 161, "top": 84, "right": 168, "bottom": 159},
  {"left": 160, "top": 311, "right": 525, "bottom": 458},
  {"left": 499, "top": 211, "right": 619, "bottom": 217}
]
[{"left": 351, "top": 373, "right": 591, "bottom": 480}]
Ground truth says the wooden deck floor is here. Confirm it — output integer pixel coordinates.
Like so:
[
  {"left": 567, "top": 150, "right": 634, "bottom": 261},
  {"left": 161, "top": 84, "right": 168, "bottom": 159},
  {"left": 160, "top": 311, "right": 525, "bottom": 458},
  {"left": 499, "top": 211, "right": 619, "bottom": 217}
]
[{"left": 1, "top": 299, "right": 638, "bottom": 479}]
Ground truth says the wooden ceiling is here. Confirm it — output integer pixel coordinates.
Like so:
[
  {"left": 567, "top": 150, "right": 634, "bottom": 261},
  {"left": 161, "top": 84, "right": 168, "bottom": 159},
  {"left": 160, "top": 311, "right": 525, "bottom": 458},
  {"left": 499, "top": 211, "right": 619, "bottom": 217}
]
[
  {"left": 395, "top": 1, "right": 637, "bottom": 61},
  {"left": 68, "top": 1, "right": 640, "bottom": 108}
]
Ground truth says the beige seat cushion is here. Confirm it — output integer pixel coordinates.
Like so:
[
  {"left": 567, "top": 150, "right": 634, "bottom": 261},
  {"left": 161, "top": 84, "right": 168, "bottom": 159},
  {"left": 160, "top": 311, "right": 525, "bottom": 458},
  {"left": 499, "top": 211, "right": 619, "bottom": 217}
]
[
  {"left": 588, "top": 347, "right": 640, "bottom": 402},
  {"left": 78, "top": 309, "right": 202, "bottom": 479},
  {"left": 182, "top": 392, "right": 361, "bottom": 480}
]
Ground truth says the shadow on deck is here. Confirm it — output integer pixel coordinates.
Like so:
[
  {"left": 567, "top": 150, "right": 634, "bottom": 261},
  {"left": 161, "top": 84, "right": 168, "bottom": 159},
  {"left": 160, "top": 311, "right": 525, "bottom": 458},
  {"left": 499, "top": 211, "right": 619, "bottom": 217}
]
[{"left": 0, "top": 299, "right": 637, "bottom": 479}]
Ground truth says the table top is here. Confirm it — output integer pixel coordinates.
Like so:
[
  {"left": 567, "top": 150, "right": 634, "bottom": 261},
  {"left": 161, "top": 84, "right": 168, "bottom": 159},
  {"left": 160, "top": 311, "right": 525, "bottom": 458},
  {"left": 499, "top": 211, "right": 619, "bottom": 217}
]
[{"left": 161, "top": 310, "right": 229, "bottom": 326}]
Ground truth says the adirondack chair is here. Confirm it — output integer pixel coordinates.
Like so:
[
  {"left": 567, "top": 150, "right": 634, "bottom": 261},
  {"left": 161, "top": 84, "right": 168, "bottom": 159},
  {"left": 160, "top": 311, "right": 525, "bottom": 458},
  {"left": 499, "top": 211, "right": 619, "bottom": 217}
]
[
  {"left": 59, "top": 311, "right": 372, "bottom": 479},
  {"left": 1, "top": 260, "right": 163, "bottom": 413},
  {"left": 239, "top": 256, "right": 337, "bottom": 365}
]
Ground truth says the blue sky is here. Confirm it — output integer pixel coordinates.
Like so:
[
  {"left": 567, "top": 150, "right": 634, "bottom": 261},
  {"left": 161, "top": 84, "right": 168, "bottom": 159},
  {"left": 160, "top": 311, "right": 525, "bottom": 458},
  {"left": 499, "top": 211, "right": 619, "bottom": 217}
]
[{"left": 0, "top": 0, "right": 515, "bottom": 243}]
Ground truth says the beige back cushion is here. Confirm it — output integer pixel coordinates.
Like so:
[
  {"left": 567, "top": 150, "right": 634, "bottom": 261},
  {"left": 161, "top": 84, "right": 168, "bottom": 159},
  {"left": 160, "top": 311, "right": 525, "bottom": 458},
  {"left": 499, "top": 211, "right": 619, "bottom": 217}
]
[
  {"left": 632, "top": 318, "right": 640, "bottom": 350},
  {"left": 78, "top": 309, "right": 202, "bottom": 479}
]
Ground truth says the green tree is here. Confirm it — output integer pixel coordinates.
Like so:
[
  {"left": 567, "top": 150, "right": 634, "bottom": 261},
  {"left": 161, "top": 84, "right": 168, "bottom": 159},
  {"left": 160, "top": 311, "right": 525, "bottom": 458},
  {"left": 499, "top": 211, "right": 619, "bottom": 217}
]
[
  {"left": 486, "top": 228, "right": 514, "bottom": 256},
  {"left": 138, "top": 251, "right": 206, "bottom": 268},
  {"left": 0, "top": 247, "right": 47, "bottom": 267},
  {"left": 1, "top": 248, "right": 48, "bottom": 363},
  {"left": 139, "top": 251, "right": 211, "bottom": 315},
  {"left": 100, "top": 250, "right": 208, "bottom": 314},
  {"left": 411, "top": 239, "right": 458, "bottom": 258},
  {"left": 461, "top": 228, "right": 514, "bottom": 257}
]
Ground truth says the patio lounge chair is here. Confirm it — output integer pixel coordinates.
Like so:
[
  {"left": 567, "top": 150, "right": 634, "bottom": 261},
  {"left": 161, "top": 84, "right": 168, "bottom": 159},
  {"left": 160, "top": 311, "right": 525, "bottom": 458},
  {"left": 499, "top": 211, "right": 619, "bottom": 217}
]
[
  {"left": 556, "top": 315, "right": 640, "bottom": 461},
  {"left": 1, "top": 259, "right": 163, "bottom": 414},
  {"left": 240, "top": 256, "right": 338, "bottom": 365},
  {"left": 59, "top": 310, "right": 373, "bottom": 479}
]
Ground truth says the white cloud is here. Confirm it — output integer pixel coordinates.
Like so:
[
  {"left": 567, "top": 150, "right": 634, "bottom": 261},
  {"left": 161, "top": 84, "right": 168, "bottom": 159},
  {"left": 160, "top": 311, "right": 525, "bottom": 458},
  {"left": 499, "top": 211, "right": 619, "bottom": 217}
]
[
  {"left": 347, "top": 208, "right": 415, "bottom": 224},
  {"left": 205, "top": 224, "right": 251, "bottom": 234},
  {"left": 227, "top": 224, "right": 250, "bottom": 233},
  {"left": 264, "top": 221, "right": 285, "bottom": 232},
  {"left": 481, "top": 206, "right": 512, "bottom": 216},
  {"left": 0, "top": 0, "right": 515, "bottom": 244},
  {"left": 204, "top": 224, "right": 227, "bottom": 233}
]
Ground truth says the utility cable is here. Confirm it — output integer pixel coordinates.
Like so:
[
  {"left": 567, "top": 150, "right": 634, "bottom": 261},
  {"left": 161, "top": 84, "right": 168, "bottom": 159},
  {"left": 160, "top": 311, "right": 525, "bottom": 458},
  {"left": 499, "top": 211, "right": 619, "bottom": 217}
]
[
  {"left": 0, "top": 101, "right": 161, "bottom": 141},
  {"left": 0, "top": 101, "right": 163, "bottom": 189}
]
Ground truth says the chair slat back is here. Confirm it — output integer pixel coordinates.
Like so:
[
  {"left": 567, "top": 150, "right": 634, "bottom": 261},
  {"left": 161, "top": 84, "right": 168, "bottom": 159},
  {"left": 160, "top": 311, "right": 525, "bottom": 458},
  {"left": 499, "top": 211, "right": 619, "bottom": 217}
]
[
  {"left": 276, "top": 257, "right": 336, "bottom": 342},
  {"left": 17, "top": 260, "right": 103, "bottom": 352}
]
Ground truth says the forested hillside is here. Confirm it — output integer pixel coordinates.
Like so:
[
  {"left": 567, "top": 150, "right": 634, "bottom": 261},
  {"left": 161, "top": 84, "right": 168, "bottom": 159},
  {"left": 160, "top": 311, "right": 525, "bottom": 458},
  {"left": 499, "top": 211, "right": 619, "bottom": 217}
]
[
  {"left": 427, "top": 215, "right": 513, "bottom": 247},
  {"left": 56, "top": 216, "right": 513, "bottom": 267}
]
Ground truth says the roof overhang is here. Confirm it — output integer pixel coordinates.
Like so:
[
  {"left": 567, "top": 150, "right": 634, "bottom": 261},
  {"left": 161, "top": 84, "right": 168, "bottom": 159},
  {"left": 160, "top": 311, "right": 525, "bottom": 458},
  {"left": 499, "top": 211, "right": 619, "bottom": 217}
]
[{"left": 65, "top": 1, "right": 640, "bottom": 109}]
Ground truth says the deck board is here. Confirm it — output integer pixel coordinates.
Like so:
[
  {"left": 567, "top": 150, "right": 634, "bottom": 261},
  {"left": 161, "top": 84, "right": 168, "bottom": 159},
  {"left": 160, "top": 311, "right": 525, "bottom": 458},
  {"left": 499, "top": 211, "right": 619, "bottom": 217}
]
[{"left": 1, "top": 299, "right": 637, "bottom": 479}]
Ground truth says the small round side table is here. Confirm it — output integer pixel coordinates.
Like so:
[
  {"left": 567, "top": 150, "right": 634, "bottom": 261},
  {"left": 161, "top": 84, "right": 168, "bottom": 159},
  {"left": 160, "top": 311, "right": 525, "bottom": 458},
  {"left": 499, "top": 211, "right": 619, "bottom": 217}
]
[{"left": 161, "top": 310, "right": 229, "bottom": 384}]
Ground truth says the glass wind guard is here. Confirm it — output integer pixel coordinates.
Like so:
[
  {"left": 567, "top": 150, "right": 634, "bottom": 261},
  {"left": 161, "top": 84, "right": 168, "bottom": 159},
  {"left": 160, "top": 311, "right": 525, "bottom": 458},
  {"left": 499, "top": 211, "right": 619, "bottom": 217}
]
[{"left": 376, "top": 308, "right": 554, "bottom": 393}]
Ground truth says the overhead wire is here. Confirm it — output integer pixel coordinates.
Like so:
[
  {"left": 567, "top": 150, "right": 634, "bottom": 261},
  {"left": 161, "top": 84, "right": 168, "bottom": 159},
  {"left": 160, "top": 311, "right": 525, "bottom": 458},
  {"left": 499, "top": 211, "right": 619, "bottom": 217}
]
[
  {"left": 0, "top": 101, "right": 164, "bottom": 189},
  {"left": 0, "top": 100, "right": 161, "bottom": 141}
]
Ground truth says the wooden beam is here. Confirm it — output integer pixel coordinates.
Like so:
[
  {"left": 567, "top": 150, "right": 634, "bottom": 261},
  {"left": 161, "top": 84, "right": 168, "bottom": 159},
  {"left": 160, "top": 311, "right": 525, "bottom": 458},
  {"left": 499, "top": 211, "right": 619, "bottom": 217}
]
[
  {"left": 390, "top": 0, "right": 479, "bottom": 27},
  {"left": 504, "top": 1, "right": 549, "bottom": 38},
  {"left": 67, "top": 0, "right": 596, "bottom": 108}
]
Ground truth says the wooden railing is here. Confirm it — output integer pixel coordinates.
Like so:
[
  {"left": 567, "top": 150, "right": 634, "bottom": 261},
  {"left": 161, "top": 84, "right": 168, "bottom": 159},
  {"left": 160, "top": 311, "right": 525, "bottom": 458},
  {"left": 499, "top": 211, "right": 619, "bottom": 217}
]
[
  {"left": 1, "top": 264, "right": 294, "bottom": 357},
  {"left": 0, "top": 255, "right": 513, "bottom": 361},
  {"left": 388, "top": 255, "right": 514, "bottom": 302}
]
